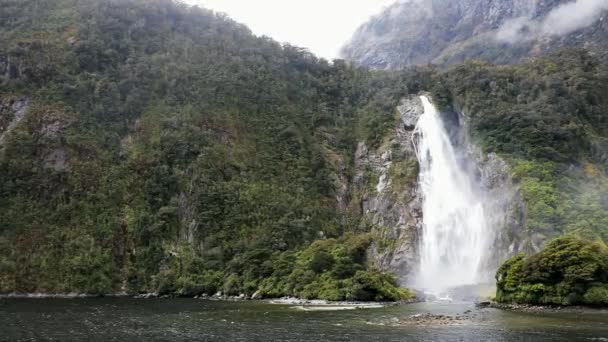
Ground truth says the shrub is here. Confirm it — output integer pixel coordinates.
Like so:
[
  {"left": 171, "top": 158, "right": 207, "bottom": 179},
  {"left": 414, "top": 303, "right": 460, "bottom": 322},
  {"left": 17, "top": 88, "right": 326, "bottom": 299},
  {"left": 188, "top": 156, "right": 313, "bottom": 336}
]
[
  {"left": 584, "top": 286, "right": 608, "bottom": 306},
  {"left": 309, "top": 251, "right": 335, "bottom": 273},
  {"left": 496, "top": 236, "right": 608, "bottom": 306},
  {"left": 223, "top": 273, "right": 241, "bottom": 296}
]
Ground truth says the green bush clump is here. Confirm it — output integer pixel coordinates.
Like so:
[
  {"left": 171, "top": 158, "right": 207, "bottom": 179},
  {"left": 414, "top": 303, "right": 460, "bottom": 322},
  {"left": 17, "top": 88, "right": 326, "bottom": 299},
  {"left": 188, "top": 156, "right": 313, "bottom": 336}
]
[
  {"left": 584, "top": 286, "right": 608, "bottom": 306},
  {"left": 496, "top": 236, "right": 608, "bottom": 306},
  {"left": 143, "top": 234, "right": 414, "bottom": 301},
  {"left": 435, "top": 50, "right": 608, "bottom": 163},
  {"left": 257, "top": 234, "right": 415, "bottom": 301}
]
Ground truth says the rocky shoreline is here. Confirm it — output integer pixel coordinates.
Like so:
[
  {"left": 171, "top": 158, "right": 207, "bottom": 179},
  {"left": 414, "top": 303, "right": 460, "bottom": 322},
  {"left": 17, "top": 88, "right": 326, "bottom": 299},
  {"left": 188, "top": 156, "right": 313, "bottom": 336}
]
[
  {"left": 0, "top": 292, "right": 116, "bottom": 299},
  {"left": 0, "top": 292, "right": 416, "bottom": 307},
  {"left": 488, "top": 302, "right": 608, "bottom": 313},
  {"left": 6, "top": 293, "right": 604, "bottom": 313},
  {"left": 392, "top": 312, "right": 475, "bottom": 326}
]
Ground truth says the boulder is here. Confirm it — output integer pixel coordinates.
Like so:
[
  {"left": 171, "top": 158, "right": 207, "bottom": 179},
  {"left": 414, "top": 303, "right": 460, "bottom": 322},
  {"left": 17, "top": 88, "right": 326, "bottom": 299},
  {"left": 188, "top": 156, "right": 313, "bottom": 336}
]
[{"left": 251, "top": 290, "right": 263, "bottom": 300}]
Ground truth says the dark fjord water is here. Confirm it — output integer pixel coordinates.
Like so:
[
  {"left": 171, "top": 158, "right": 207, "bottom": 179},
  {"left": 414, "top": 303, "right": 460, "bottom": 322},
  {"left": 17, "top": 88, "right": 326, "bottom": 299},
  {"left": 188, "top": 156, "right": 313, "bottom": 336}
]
[{"left": 1, "top": 298, "right": 607, "bottom": 341}]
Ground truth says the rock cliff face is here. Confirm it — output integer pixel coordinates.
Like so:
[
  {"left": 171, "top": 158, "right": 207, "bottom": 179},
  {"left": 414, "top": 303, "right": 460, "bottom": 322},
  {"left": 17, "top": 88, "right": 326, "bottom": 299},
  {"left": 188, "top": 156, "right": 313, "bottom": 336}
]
[
  {"left": 0, "top": 97, "right": 28, "bottom": 146},
  {"left": 455, "top": 117, "right": 529, "bottom": 273},
  {"left": 355, "top": 96, "right": 528, "bottom": 285},
  {"left": 356, "top": 96, "right": 423, "bottom": 284},
  {"left": 0, "top": 96, "right": 72, "bottom": 171},
  {"left": 0, "top": 55, "right": 8, "bottom": 77},
  {"left": 0, "top": 54, "right": 22, "bottom": 80},
  {"left": 342, "top": 0, "right": 608, "bottom": 69}
]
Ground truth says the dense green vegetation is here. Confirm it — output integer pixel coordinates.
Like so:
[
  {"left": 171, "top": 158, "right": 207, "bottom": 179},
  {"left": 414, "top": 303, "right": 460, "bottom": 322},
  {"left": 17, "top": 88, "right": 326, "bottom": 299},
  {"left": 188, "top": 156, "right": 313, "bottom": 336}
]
[
  {"left": 496, "top": 236, "right": 608, "bottom": 306},
  {"left": 257, "top": 234, "right": 414, "bottom": 301},
  {"left": 0, "top": 0, "right": 431, "bottom": 299},
  {"left": 438, "top": 52, "right": 608, "bottom": 162},
  {"left": 433, "top": 52, "right": 608, "bottom": 306},
  {"left": 0, "top": 0, "right": 607, "bottom": 305},
  {"left": 433, "top": 51, "right": 608, "bottom": 247}
]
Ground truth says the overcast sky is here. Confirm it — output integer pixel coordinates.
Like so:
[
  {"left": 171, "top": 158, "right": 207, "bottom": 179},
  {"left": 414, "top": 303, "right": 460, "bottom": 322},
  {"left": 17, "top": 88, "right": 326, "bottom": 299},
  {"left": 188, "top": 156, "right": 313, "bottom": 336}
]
[{"left": 183, "top": 0, "right": 397, "bottom": 59}]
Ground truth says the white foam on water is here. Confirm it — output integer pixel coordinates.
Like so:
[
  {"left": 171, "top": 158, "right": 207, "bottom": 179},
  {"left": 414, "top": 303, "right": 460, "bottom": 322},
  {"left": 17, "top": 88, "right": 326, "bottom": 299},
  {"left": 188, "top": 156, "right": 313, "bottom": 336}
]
[{"left": 413, "top": 96, "right": 493, "bottom": 296}]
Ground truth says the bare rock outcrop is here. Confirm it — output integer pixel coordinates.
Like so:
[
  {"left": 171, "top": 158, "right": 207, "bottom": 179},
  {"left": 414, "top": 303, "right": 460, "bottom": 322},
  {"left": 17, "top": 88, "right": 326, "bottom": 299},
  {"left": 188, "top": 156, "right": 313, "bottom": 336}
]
[
  {"left": 343, "top": 0, "right": 607, "bottom": 69},
  {"left": 355, "top": 95, "right": 527, "bottom": 286},
  {"left": 1, "top": 97, "right": 74, "bottom": 172},
  {"left": 355, "top": 96, "right": 424, "bottom": 284},
  {"left": 0, "top": 97, "right": 29, "bottom": 145}
]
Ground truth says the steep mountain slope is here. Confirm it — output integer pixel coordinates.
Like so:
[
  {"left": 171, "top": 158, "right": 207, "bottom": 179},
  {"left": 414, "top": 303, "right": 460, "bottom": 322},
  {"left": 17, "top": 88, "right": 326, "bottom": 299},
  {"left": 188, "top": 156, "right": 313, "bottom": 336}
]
[
  {"left": 1, "top": 0, "right": 607, "bottom": 302},
  {"left": 433, "top": 51, "right": 608, "bottom": 247},
  {"left": 356, "top": 50, "right": 608, "bottom": 288},
  {"left": 342, "top": 0, "right": 608, "bottom": 69},
  {"left": 0, "top": 0, "right": 421, "bottom": 299}
]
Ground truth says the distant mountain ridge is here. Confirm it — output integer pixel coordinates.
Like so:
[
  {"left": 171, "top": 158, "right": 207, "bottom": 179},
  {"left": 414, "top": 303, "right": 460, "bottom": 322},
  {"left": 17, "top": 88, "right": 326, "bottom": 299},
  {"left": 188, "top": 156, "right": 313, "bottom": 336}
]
[{"left": 342, "top": 0, "right": 608, "bottom": 69}]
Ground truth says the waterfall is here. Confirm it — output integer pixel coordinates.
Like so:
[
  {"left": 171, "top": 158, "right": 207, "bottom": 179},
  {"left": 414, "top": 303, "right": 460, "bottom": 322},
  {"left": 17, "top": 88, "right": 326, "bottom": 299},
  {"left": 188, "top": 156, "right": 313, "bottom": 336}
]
[{"left": 413, "top": 96, "right": 492, "bottom": 297}]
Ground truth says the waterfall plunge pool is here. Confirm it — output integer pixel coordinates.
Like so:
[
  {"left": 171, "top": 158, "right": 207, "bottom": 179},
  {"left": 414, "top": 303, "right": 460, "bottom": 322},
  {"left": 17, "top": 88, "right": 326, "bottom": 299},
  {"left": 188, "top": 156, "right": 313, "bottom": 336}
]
[
  {"left": 413, "top": 96, "right": 495, "bottom": 296},
  {"left": 2, "top": 298, "right": 607, "bottom": 341}
]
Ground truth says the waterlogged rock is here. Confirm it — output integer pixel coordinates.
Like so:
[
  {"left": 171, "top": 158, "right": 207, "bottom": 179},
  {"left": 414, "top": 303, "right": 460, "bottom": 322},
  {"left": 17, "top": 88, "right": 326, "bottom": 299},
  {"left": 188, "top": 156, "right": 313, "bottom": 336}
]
[
  {"left": 1, "top": 293, "right": 90, "bottom": 299},
  {"left": 270, "top": 297, "right": 390, "bottom": 310},
  {"left": 135, "top": 293, "right": 159, "bottom": 299},
  {"left": 396, "top": 312, "right": 474, "bottom": 326},
  {"left": 211, "top": 291, "right": 225, "bottom": 300},
  {"left": 291, "top": 304, "right": 385, "bottom": 311},
  {"left": 476, "top": 301, "right": 492, "bottom": 308},
  {"left": 269, "top": 297, "right": 311, "bottom": 305}
]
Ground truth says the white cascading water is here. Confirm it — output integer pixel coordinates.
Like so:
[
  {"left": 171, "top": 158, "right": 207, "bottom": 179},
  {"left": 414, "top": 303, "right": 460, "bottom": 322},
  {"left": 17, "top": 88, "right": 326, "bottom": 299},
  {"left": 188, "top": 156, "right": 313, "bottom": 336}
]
[{"left": 413, "top": 96, "right": 491, "bottom": 297}]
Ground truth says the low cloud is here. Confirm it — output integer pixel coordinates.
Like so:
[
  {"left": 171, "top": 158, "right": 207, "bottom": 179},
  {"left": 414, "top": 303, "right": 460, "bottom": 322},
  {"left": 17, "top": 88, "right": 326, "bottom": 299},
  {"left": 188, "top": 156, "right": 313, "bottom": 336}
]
[
  {"left": 496, "top": 0, "right": 608, "bottom": 43},
  {"left": 496, "top": 17, "right": 540, "bottom": 43}
]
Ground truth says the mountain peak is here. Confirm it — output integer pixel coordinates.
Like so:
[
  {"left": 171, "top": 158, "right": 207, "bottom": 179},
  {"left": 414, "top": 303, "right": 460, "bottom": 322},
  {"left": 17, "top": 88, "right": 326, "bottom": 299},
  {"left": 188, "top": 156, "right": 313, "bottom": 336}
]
[{"left": 342, "top": 0, "right": 608, "bottom": 68}]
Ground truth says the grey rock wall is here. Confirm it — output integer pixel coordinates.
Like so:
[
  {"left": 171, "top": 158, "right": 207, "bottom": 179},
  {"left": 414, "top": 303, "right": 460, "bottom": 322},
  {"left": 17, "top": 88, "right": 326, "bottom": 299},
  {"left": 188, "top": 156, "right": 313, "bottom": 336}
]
[
  {"left": 355, "top": 96, "right": 424, "bottom": 284},
  {"left": 0, "top": 97, "right": 29, "bottom": 146},
  {"left": 356, "top": 95, "right": 528, "bottom": 286},
  {"left": 342, "top": 0, "right": 606, "bottom": 69},
  {"left": 0, "top": 55, "right": 7, "bottom": 77}
]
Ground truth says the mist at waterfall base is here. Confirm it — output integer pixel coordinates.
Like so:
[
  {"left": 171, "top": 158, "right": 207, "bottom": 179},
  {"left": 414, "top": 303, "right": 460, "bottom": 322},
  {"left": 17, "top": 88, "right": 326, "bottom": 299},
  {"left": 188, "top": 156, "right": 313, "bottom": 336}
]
[{"left": 412, "top": 96, "right": 497, "bottom": 302}]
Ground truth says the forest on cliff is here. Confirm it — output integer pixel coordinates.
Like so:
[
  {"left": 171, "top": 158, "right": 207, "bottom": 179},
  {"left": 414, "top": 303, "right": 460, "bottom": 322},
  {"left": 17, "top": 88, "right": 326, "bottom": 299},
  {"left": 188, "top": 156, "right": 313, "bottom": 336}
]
[
  {"left": 0, "top": 0, "right": 607, "bottom": 304},
  {"left": 0, "top": 0, "right": 426, "bottom": 299}
]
